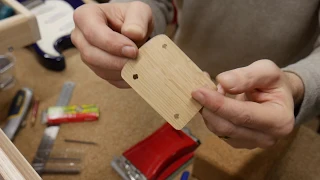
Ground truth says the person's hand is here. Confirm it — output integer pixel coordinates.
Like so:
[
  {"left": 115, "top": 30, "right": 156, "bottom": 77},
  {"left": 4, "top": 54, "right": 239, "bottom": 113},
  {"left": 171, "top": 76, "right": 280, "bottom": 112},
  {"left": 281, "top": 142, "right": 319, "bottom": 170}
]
[
  {"left": 71, "top": 2, "right": 153, "bottom": 88},
  {"left": 192, "top": 60, "right": 304, "bottom": 149}
]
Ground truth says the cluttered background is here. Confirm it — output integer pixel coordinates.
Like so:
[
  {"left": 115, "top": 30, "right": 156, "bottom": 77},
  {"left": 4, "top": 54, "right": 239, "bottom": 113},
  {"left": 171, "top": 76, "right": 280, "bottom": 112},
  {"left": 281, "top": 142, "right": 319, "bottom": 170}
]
[
  {"left": 0, "top": 0, "right": 206, "bottom": 179},
  {"left": 1, "top": 0, "right": 320, "bottom": 180}
]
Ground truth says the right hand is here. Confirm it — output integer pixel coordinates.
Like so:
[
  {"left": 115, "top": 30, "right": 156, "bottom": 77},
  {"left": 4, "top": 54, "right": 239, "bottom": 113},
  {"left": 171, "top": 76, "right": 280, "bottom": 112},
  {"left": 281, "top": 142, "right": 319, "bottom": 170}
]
[{"left": 71, "top": 2, "right": 154, "bottom": 88}]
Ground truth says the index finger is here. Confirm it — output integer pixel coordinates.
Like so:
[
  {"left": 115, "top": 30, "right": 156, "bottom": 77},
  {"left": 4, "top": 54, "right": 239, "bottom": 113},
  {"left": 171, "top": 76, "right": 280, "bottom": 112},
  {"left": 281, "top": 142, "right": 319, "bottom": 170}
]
[{"left": 73, "top": 4, "right": 138, "bottom": 58}]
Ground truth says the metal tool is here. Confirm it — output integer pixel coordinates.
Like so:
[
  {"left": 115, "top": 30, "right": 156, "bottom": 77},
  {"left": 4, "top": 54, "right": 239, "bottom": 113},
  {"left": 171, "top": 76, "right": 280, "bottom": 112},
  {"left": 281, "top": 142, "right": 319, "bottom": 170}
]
[
  {"left": 64, "top": 139, "right": 97, "bottom": 146},
  {"left": 0, "top": 54, "right": 15, "bottom": 90},
  {"left": 32, "top": 82, "right": 75, "bottom": 175},
  {"left": 2, "top": 88, "right": 33, "bottom": 140},
  {"left": 111, "top": 123, "right": 200, "bottom": 180}
]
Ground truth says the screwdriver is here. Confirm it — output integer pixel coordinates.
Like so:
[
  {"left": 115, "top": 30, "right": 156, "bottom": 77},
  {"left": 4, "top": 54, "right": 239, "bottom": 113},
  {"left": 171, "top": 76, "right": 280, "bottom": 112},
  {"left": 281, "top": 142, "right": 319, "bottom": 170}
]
[{"left": 2, "top": 88, "right": 33, "bottom": 141}]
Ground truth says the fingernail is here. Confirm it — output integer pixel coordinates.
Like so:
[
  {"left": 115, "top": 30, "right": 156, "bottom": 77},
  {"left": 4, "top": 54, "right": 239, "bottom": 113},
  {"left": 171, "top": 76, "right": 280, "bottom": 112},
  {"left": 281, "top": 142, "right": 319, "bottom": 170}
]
[
  {"left": 217, "top": 84, "right": 226, "bottom": 95},
  {"left": 193, "top": 91, "right": 205, "bottom": 104},
  {"left": 122, "top": 46, "right": 137, "bottom": 58},
  {"left": 127, "top": 24, "right": 144, "bottom": 36},
  {"left": 218, "top": 72, "right": 237, "bottom": 89},
  {"left": 122, "top": 24, "right": 145, "bottom": 40}
]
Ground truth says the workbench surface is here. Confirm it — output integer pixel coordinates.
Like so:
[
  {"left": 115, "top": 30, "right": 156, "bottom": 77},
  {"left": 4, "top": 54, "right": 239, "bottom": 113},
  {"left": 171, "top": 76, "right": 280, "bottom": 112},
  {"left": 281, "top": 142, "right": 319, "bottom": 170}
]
[
  {"left": 0, "top": 48, "right": 209, "bottom": 180},
  {"left": 1, "top": 48, "right": 320, "bottom": 180}
]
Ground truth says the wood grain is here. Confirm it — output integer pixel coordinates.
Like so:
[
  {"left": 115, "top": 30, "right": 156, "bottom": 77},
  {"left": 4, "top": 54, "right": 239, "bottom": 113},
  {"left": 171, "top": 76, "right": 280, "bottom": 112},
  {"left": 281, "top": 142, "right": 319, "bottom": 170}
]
[
  {"left": 121, "top": 35, "right": 216, "bottom": 130},
  {"left": 0, "top": 0, "right": 40, "bottom": 53},
  {"left": 0, "top": 129, "right": 41, "bottom": 180}
]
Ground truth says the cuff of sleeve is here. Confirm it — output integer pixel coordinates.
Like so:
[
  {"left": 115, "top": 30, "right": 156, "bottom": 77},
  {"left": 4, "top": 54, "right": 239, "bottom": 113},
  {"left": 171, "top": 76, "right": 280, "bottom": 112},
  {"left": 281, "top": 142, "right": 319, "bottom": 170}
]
[{"left": 283, "top": 56, "right": 320, "bottom": 124}]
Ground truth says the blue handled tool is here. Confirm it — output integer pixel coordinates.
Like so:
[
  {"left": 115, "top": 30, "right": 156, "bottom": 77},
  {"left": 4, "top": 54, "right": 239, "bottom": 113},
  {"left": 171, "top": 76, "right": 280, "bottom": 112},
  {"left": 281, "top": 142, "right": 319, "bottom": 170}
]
[
  {"left": 2, "top": 88, "right": 33, "bottom": 141},
  {"left": 181, "top": 171, "right": 190, "bottom": 180}
]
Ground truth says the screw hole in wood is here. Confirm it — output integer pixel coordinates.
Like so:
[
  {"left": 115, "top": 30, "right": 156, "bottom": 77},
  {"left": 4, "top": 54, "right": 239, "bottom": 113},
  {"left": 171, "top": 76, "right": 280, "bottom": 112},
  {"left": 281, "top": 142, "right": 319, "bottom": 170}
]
[
  {"left": 174, "top": 113, "right": 179, "bottom": 119},
  {"left": 162, "top": 44, "right": 167, "bottom": 49},
  {"left": 133, "top": 74, "right": 139, "bottom": 80}
]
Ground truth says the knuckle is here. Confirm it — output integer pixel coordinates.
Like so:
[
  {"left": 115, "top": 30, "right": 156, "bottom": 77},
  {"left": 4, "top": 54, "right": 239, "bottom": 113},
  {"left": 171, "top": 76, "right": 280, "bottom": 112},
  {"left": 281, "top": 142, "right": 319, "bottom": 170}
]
[
  {"left": 108, "top": 58, "right": 126, "bottom": 71},
  {"left": 105, "top": 35, "right": 119, "bottom": 52},
  {"left": 70, "top": 29, "right": 81, "bottom": 49},
  {"left": 201, "top": 108, "right": 212, "bottom": 121},
  {"left": 81, "top": 50, "right": 94, "bottom": 65},
  {"left": 207, "top": 97, "right": 224, "bottom": 114},
  {"left": 236, "top": 68, "right": 250, "bottom": 80},
  {"left": 260, "top": 138, "right": 276, "bottom": 149},
  {"left": 273, "top": 114, "right": 295, "bottom": 137},
  {"left": 131, "top": 1, "right": 150, "bottom": 9},
  {"left": 73, "top": 7, "right": 82, "bottom": 24},
  {"left": 202, "top": 117, "right": 216, "bottom": 133},
  {"left": 259, "top": 59, "right": 281, "bottom": 78},
  {"left": 206, "top": 124, "right": 217, "bottom": 134},
  {"left": 258, "top": 59, "right": 274, "bottom": 66},
  {"left": 82, "top": 27, "right": 95, "bottom": 44},
  {"left": 232, "top": 68, "right": 252, "bottom": 89},
  {"left": 233, "top": 111, "right": 253, "bottom": 126},
  {"left": 73, "top": 5, "right": 94, "bottom": 24},
  {"left": 70, "top": 30, "right": 77, "bottom": 46},
  {"left": 218, "top": 123, "right": 236, "bottom": 136}
]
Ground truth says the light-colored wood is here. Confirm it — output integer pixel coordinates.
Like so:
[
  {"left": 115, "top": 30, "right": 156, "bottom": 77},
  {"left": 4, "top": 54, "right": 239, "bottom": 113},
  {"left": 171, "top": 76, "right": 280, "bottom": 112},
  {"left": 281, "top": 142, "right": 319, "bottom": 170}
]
[
  {"left": 0, "top": 0, "right": 40, "bottom": 53},
  {"left": 0, "top": 129, "right": 41, "bottom": 180},
  {"left": 0, "top": 45, "right": 319, "bottom": 180},
  {"left": 0, "top": 148, "right": 25, "bottom": 180},
  {"left": 121, "top": 35, "right": 216, "bottom": 130}
]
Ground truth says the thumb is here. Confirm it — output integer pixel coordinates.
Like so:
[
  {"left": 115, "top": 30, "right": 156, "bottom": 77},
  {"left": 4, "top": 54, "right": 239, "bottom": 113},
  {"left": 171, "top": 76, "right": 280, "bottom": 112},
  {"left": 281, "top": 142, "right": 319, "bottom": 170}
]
[
  {"left": 121, "top": 2, "right": 153, "bottom": 42},
  {"left": 216, "top": 60, "right": 282, "bottom": 94}
]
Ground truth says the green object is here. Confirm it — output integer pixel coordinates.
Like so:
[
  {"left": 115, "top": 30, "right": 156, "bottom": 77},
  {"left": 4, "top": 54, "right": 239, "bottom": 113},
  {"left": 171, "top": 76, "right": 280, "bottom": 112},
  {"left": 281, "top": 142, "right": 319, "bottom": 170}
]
[{"left": 0, "top": 4, "right": 15, "bottom": 20}]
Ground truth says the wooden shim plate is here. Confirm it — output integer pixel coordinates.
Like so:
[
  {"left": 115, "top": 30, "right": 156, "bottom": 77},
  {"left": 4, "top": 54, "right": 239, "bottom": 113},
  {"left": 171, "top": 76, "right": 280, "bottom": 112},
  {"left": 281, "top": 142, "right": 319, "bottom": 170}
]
[{"left": 121, "top": 35, "right": 216, "bottom": 129}]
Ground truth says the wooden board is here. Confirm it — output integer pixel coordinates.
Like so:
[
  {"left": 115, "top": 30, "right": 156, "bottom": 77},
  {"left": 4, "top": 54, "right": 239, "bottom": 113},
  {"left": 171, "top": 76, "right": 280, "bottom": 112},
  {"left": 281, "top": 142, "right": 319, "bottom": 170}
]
[
  {"left": 0, "top": 129, "right": 41, "bottom": 180},
  {"left": 121, "top": 35, "right": 216, "bottom": 130}
]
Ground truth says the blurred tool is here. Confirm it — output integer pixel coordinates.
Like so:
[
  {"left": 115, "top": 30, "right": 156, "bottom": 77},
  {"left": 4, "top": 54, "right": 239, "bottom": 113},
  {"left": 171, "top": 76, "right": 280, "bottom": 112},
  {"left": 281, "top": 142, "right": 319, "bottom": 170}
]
[
  {"left": 111, "top": 123, "right": 200, "bottom": 180},
  {"left": 180, "top": 171, "right": 190, "bottom": 180},
  {"left": 43, "top": 104, "right": 99, "bottom": 125},
  {"left": 64, "top": 139, "right": 97, "bottom": 146},
  {"left": 2, "top": 88, "right": 33, "bottom": 140},
  {"left": 0, "top": 54, "right": 15, "bottom": 90},
  {"left": 34, "top": 148, "right": 83, "bottom": 174},
  {"left": 32, "top": 81, "right": 75, "bottom": 175},
  {"left": 31, "top": 98, "right": 40, "bottom": 126},
  {"left": 17, "top": 0, "right": 44, "bottom": 9},
  {"left": 0, "top": 2, "right": 14, "bottom": 20}
]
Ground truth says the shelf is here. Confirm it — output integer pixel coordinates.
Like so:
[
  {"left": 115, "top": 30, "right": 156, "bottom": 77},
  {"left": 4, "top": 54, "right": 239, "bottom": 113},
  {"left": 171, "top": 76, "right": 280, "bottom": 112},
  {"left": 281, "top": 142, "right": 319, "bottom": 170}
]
[{"left": 0, "top": 0, "right": 40, "bottom": 53}]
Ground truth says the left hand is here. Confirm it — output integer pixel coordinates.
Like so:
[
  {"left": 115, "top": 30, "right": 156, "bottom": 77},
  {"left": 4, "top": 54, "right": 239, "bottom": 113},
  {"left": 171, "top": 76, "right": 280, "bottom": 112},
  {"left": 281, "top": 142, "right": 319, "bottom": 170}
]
[{"left": 192, "top": 60, "right": 304, "bottom": 149}]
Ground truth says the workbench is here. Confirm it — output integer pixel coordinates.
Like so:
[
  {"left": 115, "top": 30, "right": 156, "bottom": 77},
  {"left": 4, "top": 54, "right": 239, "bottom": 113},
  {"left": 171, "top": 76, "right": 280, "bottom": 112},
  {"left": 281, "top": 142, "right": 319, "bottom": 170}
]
[
  {"left": 1, "top": 47, "right": 320, "bottom": 180},
  {"left": 0, "top": 47, "right": 211, "bottom": 180}
]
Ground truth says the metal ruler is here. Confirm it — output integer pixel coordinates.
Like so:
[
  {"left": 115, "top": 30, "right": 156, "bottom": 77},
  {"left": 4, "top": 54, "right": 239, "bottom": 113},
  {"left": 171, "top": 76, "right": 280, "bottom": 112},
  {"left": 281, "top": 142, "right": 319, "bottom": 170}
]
[{"left": 32, "top": 82, "right": 75, "bottom": 175}]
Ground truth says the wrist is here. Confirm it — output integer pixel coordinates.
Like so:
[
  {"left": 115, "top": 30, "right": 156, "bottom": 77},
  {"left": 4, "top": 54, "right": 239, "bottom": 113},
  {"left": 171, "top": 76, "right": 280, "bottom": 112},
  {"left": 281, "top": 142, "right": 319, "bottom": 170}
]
[{"left": 284, "top": 72, "right": 304, "bottom": 106}]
